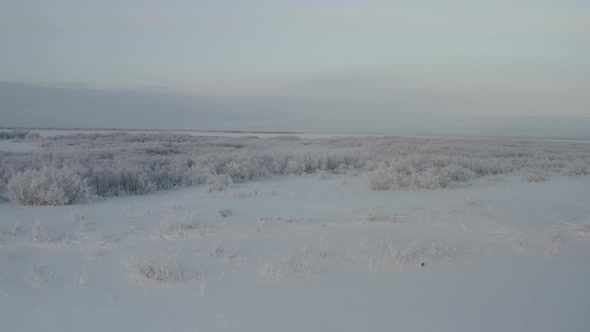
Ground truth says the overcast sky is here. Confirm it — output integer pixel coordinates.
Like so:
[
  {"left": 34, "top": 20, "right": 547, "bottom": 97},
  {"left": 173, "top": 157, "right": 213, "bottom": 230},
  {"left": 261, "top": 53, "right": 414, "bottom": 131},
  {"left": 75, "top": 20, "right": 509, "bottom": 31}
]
[{"left": 1, "top": 0, "right": 589, "bottom": 136}]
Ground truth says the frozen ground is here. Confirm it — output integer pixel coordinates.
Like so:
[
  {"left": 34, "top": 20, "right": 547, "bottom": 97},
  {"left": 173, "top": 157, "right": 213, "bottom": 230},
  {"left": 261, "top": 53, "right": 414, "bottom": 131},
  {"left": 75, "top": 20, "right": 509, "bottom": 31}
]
[{"left": 1, "top": 173, "right": 590, "bottom": 331}]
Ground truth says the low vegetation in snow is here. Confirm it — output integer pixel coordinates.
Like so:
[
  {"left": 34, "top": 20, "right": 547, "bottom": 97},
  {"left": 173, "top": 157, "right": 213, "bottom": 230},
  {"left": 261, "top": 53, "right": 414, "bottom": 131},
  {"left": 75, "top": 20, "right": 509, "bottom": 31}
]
[
  {"left": 1, "top": 132, "right": 589, "bottom": 205},
  {"left": 130, "top": 254, "right": 201, "bottom": 283}
]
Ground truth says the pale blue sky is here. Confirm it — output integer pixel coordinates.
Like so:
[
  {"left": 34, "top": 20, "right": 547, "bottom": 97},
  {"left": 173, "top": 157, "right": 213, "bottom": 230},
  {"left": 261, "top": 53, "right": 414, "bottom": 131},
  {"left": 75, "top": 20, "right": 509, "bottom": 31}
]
[{"left": 1, "top": 0, "right": 589, "bottom": 134}]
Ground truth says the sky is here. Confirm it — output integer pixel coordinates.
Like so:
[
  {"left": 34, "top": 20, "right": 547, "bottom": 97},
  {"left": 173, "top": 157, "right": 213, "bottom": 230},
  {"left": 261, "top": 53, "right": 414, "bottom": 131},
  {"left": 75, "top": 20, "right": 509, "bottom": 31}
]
[{"left": 1, "top": 0, "right": 589, "bottom": 137}]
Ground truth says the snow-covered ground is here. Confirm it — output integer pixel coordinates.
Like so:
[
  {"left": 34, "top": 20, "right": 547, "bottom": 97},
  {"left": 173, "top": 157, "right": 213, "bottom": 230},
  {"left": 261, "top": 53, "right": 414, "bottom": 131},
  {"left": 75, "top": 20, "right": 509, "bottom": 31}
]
[{"left": 1, "top": 173, "right": 590, "bottom": 331}]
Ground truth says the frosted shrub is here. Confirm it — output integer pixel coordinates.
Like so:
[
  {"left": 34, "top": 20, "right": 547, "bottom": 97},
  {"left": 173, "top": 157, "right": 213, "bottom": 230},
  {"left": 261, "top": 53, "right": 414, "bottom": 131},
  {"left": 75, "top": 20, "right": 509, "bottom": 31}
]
[
  {"left": 315, "top": 170, "right": 331, "bottom": 180},
  {"left": 367, "top": 165, "right": 404, "bottom": 190},
  {"left": 89, "top": 166, "right": 154, "bottom": 197},
  {"left": 160, "top": 210, "right": 197, "bottom": 235},
  {"left": 521, "top": 170, "right": 547, "bottom": 182},
  {"left": 0, "top": 179, "right": 6, "bottom": 202},
  {"left": 260, "top": 248, "right": 323, "bottom": 280},
  {"left": 416, "top": 165, "right": 475, "bottom": 189},
  {"left": 25, "top": 132, "right": 42, "bottom": 142},
  {"left": 358, "top": 240, "right": 465, "bottom": 270},
  {"left": 206, "top": 173, "right": 232, "bottom": 192},
  {"left": 282, "top": 248, "right": 322, "bottom": 276},
  {"left": 577, "top": 224, "right": 590, "bottom": 237},
  {"left": 464, "top": 195, "right": 480, "bottom": 206},
  {"left": 383, "top": 242, "right": 458, "bottom": 266},
  {"left": 150, "top": 160, "right": 186, "bottom": 190},
  {"left": 362, "top": 209, "right": 403, "bottom": 223},
  {"left": 563, "top": 161, "right": 589, "bottom": 176},
  {"left": 368, "top": 163, "right": 475, "bottom": 190},
  {"left": 224, "top": 156, "right": 267, "bottom": 183},
  {"left": 438, "top": 165, "right": 476, "bottom": 183},
  {"left": 362, "top": 209, "right": 379, "bottom": 223},
  {"left": 88, "top": 168, "right": 121, "bottom": 197},
  {"left": 119, "top": 167, "right": 154, "bottom": 195},
  {"left": 286, "top": 158, "right": 305, "bottom": 175},
  {"left": 71, "top": 270, "right": 89, "bottom": 289},
  {"left": 188, "top": 164, "right": 213, "bottom": 186},
  {"left": 218, "top": 207, "right": 233, "bottom": 217},
  {"left": 30, "top": 266, "right": 53, "bottom": 287},
  {"left": 415, "top": 168, "right": 448, "bottom": 189},
  {"left": 130, "top": 255, "right": 200, "bottom": 283},
  {"left": 319, "top": 237, "right": 330, "bottom": 259},
  {"left": 30, "top": 220, "right": 54, "bottom": 244},
  {"left": 8, "top": 166, "right": 89, "bottom": 205},
  {"left": 132, "top": 255, "right": 175, "bottom": 282}
]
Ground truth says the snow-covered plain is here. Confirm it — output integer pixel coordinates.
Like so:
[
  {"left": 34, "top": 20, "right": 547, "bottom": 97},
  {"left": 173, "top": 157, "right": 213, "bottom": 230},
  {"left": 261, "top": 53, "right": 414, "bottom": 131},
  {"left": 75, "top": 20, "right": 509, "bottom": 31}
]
[{"left": 1, "top": 131, "right": 590, "bottom": 331}]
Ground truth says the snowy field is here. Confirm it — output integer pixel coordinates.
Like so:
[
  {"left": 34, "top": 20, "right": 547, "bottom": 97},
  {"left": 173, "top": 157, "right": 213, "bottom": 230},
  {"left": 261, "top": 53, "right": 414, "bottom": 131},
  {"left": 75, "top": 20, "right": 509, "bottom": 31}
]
[{"left": 1, "top": 130, "right": 590, "bottom": 331}]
